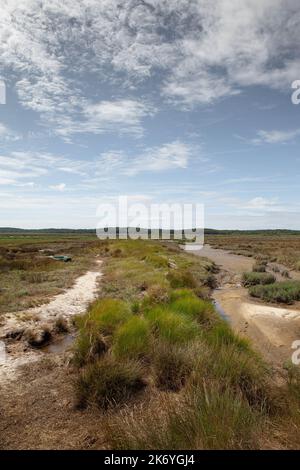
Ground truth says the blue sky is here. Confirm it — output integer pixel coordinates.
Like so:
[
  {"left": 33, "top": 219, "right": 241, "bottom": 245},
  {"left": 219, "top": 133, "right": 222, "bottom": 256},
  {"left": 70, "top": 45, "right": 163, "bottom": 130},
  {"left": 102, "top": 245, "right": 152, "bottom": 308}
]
[{"left": 0, "top": 0, "right": 300, "bottom": 229}]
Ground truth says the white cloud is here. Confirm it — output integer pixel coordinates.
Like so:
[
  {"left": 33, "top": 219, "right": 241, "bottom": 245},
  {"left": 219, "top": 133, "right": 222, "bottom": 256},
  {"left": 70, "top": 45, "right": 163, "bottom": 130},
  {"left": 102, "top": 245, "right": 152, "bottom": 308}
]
[
  {"left": 49, "top": 183, "right": 66, "bottom": 191},
  {"left": 252, "top": 129, "right": 300, "bottom": 144},
  {"left": 1, "top": 0, "right": 299, "bottom": 121},
  {"left": 125, "top": 141, "right": 191, "bottom": 176},
  {"left": 0, "top": 123, "right": 20, "bottom": 141}
]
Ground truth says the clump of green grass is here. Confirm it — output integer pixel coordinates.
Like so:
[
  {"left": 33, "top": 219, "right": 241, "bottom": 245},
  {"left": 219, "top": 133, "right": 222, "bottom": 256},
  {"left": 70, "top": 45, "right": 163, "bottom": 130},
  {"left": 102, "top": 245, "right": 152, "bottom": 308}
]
[
  {"left": 169, "top": 288, "right": 197, "bottom": 302},
  {"left": 144, "top": 254, "right": 168, "bottom": 268},
  {"left": 167, "top": 269, "right": 197, "bottom": 289},
  {"left": 112, "top": 317, "right": 151, "bottom": 360},
  {"left": 170, "top": 295, "right": 216, "bottom": 326},
  {"left": 75, "top": 355, "right": 146, "bottom": 409},
  {"left": 249, "top": 281, "right": 300, "bottom": 304},
  {"left": 87, "top": 298, "right": 132, "bottom": 336},
  {"left": 206, "top": 321, "right": 250, "bottom": 352},
  {"left": 242, "top": 272, "right": 276, "bottom": 287},
  {"left": 73, "top": 328, "right": 107, "bottom": 367},
  {"left": 152, "top": 341, "right": 195, "bottom": 391},
  {"left": 145, "top": 307, "right": 199, "bottom": 344}
]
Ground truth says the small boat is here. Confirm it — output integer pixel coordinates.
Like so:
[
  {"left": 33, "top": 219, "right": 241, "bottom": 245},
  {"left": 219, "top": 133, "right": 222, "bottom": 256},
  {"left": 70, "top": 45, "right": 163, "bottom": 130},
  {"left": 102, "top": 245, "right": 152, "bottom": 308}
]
[{"left": 49, "top": 255, "right": 72, "bottom": 262}]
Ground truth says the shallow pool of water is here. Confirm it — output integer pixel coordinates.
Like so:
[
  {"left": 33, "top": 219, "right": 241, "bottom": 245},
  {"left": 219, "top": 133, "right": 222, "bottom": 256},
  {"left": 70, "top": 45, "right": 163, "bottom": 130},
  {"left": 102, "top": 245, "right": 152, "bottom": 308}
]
[{"left": 43, "top": 334, "right": 75, "bottom": 354}]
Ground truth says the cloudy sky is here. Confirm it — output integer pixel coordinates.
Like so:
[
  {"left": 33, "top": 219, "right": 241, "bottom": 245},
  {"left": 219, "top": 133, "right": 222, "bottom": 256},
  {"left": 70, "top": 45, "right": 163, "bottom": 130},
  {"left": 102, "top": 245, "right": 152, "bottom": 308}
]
[{"left": 0, "top": 0, "right": 300, "bottom": 229}]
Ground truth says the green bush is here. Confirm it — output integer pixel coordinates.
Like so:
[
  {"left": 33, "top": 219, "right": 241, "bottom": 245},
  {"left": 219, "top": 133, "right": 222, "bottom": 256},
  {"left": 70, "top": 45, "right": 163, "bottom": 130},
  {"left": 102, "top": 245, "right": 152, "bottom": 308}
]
[
  {"left": 113, "top": 317, "right": 151, "bottom": 360},
  {"left": 75, "top": 355, "right": 145, "bottom": 409},
  {"left": 242, "top": 272, "right": 276, "bottom": 287},
  {"left": 249, "top": 281, "right": 300, "bottom": 304}
]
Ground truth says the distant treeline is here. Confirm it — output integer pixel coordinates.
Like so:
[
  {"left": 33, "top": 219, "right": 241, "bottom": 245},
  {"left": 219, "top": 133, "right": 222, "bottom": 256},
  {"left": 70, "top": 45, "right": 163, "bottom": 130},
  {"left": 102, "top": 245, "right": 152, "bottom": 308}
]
[{"left": 0, "top": 227, "right": 300, "bottom": 236}]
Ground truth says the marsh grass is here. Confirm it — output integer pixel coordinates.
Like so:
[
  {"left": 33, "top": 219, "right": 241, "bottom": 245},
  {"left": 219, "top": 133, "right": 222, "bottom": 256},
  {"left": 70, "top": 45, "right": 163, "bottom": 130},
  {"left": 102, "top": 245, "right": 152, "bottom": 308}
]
[
  {"left": 104, "top": 381, "right": 262, "bottom": 450},
  {"left": 145, "top": 307, "right": 199, "bottom": 344},
  {"left": 70, "top": 239, "right": 300, "bottom": 449},
  {"left": 249, "top": 280, "right": 300, "bottom": 304},
  {"left": 112, "top": 316, "right": 151, "bottom": 360},
  {"left": 75, "top": 355, "right": 146, "bottom": 409},
  {"left": 242, "top": 272, "right": 276, "bottom": 287}
]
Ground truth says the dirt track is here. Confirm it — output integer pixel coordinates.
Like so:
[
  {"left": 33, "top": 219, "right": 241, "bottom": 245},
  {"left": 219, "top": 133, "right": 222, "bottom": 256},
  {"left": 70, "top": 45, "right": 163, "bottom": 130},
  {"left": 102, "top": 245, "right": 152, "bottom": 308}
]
[{"left": 0, "top": 260, "right": 104, "bottom": 450}]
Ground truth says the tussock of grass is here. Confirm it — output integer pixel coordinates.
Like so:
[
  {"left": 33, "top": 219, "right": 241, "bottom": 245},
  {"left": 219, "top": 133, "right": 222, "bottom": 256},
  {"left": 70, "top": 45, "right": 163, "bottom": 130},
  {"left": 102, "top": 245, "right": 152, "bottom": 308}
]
[
  {"left": 75, "top": 355, "right": 146, "bottom": 409},
  {"left": 207, "top": 321, "right": 250, "bottom": 352},
  {"left": 152, "top": 340, "right": 195, "bottom": 391},
  {"left": 112, "top": 317, "right": 151, "bottom": 360},
  {"left": 167, "top": 269, "right": 197, "bottom": 289},
  {"left": 145, "top": 307, "right": 199, "bottom": 344},
  {"left": 242, "top": 272, "right": 276, "bottom": 287},
  {"left": 249, "top": 280, "right": 300, "bottom": 304},
  {"left": 171, "top": 296, "right": 216, "bottom": 326},
  {"left": 87, "top": 298, "right": 132, "bottom": 336},
  {"left": 104, "top": 381, "right": 261, "bottom": 450}
]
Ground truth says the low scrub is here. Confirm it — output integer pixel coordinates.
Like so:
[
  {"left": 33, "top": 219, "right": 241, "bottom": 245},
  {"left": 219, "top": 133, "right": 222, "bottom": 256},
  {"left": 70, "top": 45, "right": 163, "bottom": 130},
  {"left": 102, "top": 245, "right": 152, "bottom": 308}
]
[
  {"left": 242, "top": 272, "right": 276, "bottom": 287},
  {"left": 249, "top": 281, "right": 300, "bottom": 304}
]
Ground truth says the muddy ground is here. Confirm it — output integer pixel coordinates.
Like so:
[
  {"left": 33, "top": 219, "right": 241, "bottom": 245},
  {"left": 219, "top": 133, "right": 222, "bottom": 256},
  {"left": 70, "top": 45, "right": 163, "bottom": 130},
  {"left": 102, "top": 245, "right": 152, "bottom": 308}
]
[{"left": 194, "top": 245, "right": 300, "bottom": 367}]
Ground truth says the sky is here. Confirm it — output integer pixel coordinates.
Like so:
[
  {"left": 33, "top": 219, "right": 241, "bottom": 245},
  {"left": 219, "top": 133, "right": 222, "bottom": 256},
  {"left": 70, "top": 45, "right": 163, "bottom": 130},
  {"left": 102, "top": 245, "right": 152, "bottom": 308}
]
[{"left": 0, "top": 0, "right": 300, "bottom": 230}]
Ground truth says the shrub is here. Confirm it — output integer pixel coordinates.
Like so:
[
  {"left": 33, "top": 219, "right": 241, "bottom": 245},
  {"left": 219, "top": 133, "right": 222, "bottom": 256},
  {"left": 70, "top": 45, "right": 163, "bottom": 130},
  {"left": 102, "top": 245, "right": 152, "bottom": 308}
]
[
  {"left": 75, "top": 356, "right": 145, "bottom": 409},
  {"left": 249, "top": 281, "right": 300, "bottom": 304},
  {"left": 242, "top": 272, "right": 276, "bottom": 287},
  {"left": 145, "top": 307, "right": 199, "bottom": 344},
  {"left": 113, "top": 317, "right": 151, "bottom": 360}
]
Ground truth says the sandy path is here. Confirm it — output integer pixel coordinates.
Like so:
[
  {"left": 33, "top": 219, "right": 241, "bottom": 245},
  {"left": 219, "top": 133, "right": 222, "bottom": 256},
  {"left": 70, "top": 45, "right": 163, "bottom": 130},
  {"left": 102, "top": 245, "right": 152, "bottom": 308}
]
[
  {"left": 0, "top": 260, "right": 106, "bottom": 450},
  {"left": 0, "top": 261, "right": 103, "bottom": 383},
  {"left": 192, "top": 245, "right": 300, "bottom": 366}
]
